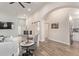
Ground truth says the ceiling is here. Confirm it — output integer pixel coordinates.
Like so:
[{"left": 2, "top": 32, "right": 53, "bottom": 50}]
[
  {"left": 0, "top": 2, "right": 79, "bottom": 19},
  {"left": 0, "top": 2, "right": 47, "bottom": 18}
]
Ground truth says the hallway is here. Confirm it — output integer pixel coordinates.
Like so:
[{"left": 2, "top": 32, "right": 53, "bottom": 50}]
[{"left": 34, "top": 39, "right": 79, "bottom": 56}]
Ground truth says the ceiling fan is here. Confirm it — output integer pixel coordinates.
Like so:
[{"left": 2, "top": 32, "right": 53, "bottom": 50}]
[{"left": 9, "top": 2, "right": 31, "bottom": 8}]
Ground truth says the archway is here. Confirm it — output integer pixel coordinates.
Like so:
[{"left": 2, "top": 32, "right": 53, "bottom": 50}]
[{"left": 42, "top": 6, "right": 79, "bottom": 45}]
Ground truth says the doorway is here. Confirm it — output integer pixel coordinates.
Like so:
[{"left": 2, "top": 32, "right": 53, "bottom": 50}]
[
  {"left": 69, "top": 9, "right": 79, "bottom": 47},
  {"left": 45, "top": 23, "right": 50, "bottom": 39}
]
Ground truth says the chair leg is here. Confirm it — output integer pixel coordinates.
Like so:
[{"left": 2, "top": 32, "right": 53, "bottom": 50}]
[{"left": 22, "top": 48, "right": 33, "bottom": 56}]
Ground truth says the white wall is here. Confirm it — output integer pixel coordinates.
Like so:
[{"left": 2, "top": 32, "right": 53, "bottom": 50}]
[
  {"left": 28, "top": 12, "right": 45, "bottom": 41},
  {"left": 0, "top": 17, "right": 26, "bottom": 37},
  {"left": 26, "top": 14, "right": 39, "bottom": 37},
  {"left": 26, "top": 3, "right": 79, "bottom": 44},
  {"left": 45, "top": 8, "right": 71, "bottom": 45}
]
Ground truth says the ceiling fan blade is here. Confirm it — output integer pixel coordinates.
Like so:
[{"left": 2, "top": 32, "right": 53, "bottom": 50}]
[
  {"left": 9, "top": 2, "right": 15, "bottom": 4},
  {"left": 24, "top": 2, "right": 31, "bottom": 4},
  {"left": 18, "top": 2, "right": 25, "bottom": 8}
]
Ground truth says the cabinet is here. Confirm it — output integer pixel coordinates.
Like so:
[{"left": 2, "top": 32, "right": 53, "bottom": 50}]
[{"left": 73, "top": 33, "right": 79, "bottom": 41}]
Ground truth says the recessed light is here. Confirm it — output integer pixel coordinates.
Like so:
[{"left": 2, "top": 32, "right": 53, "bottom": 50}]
[{"left": 27, "top": 8, "right": 31, "bottom": 11}]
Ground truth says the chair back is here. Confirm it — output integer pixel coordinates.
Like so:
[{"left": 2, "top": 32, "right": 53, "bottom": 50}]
[{"left": 34, "top": 34, "right": 38, "bottom": 44}]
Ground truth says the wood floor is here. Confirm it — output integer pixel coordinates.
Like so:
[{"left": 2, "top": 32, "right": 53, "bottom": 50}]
[{"left": 34, "top": 39, "right": 79, "bottom": 56}]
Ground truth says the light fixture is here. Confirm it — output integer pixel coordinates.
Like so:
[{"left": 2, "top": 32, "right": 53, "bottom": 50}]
[
  {"left": 27, "top": 8, "right": 31, "bottom": 11},
  {"left": 69, "top": 16, "right": 72, "bottom": 21},
  {"left": 9, "top": 2, "right": 31, "bottom": 8}
]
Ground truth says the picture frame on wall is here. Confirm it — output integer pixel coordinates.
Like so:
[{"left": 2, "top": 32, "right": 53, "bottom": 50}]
[
  {"left": 51, "top": 23, "right": 59, "bottom": 29},
  {"left": 0, "top": 21, "right": 13, "bottom": 29}
]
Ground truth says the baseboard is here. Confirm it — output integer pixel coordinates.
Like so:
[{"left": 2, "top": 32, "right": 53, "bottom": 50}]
[
  {"left": 73, "top": 40, "right": 79, "bottom": 42},
  {"left": 39, "top": 39, "right": 45, "bottom": 42},
  {"left": 48, "top": 37, "right": 70, "bottom": 45},
  {"left": 73, "top": 40, "right": 79, "bottom": 43}
]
